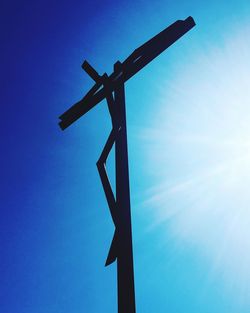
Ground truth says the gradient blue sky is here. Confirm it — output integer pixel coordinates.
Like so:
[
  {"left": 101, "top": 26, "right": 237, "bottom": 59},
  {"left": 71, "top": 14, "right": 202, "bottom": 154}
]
[{"left": 2, "top": 1, "right": 250, "bottom": 312}]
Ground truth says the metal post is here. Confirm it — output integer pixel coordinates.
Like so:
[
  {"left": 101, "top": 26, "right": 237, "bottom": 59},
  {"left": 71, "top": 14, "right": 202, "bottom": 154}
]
[
  {"left": 114, "top": 82, "right": 136, "bottom": 313},
  {"left": 58, "top": 17, "right": 195, "bottom": 313}
]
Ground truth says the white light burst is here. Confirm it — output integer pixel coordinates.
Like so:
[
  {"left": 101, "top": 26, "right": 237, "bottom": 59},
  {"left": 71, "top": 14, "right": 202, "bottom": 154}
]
[{"left": 141, "top": 22, "right": 250, "bottom": 302}]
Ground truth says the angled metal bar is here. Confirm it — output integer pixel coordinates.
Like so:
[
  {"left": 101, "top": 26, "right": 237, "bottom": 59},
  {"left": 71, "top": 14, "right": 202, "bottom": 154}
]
[
  {"left": 122, "top": 16, "right": 195, "bottom": 78},
  {"left": 96, "top": 73, "right": 121, "bottom": 266},
  {"left": 97, "top": 127, "right": 120, "bottom": 267},
  {"left": 58, "top": 16, "right": 195, "bottom": 130},
  {"left": 96, "top": 128, "right": 118, "bottom": 227},
  {"left": 105, "top": 228, "right": 118, "bottom": 266},
  {"left": 81, "top": 60, "right": 101, "bottom": 82},
  {"left": 102, "top": 73, "right": 118, "bottom": 125}
]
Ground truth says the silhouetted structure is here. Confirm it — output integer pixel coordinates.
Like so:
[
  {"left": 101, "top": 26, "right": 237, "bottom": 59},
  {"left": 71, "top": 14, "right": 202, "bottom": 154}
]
[{"left": 59, "top": 16, "right": 195, "bottom": 313}]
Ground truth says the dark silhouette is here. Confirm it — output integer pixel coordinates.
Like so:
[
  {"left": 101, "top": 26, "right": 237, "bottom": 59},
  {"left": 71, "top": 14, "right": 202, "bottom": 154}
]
[{"left": 59, "top": 16, "right": 195, "bottom": 313}]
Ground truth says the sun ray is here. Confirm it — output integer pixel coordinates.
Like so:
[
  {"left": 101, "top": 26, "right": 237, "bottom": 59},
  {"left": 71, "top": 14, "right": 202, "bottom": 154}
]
[{"left": 139, "top": 21, "right": 250, "bottom": 302}]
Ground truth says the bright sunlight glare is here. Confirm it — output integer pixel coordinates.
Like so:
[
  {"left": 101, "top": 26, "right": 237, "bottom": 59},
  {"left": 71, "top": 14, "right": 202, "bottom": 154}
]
[{"left": 140, "top": 22, "right": 250, "bottom": 303}]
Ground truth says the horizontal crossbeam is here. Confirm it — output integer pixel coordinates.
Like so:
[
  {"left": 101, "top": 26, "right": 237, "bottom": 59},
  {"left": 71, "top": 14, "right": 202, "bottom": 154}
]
[{"left": 58, "top": 16, "right": 195, "bottom": 130}]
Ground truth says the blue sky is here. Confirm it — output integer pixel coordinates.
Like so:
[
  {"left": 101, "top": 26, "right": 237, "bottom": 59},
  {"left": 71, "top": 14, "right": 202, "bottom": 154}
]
[{"left": 1, "top": 1, "right": 250, "bottom": 312}]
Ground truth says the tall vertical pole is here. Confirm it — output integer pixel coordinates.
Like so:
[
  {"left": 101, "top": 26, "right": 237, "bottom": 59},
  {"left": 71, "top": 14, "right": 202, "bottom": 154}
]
[
  {"left": 58, "top": 17, "right": 195, "bottom": 313},
  {"left": 114, "top": 81, "right": 136, "bottom": 313}
]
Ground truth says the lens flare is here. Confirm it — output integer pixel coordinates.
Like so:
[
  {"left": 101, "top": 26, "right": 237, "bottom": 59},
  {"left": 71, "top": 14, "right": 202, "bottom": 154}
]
[{"left": 141, "top": 23, "right": 250, "bottom": 302}]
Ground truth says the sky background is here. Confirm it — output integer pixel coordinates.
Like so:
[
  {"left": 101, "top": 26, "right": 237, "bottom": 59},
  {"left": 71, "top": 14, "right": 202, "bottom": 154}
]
[{"left": 1, "top": 0, "right": 250, "bottom": 312}]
